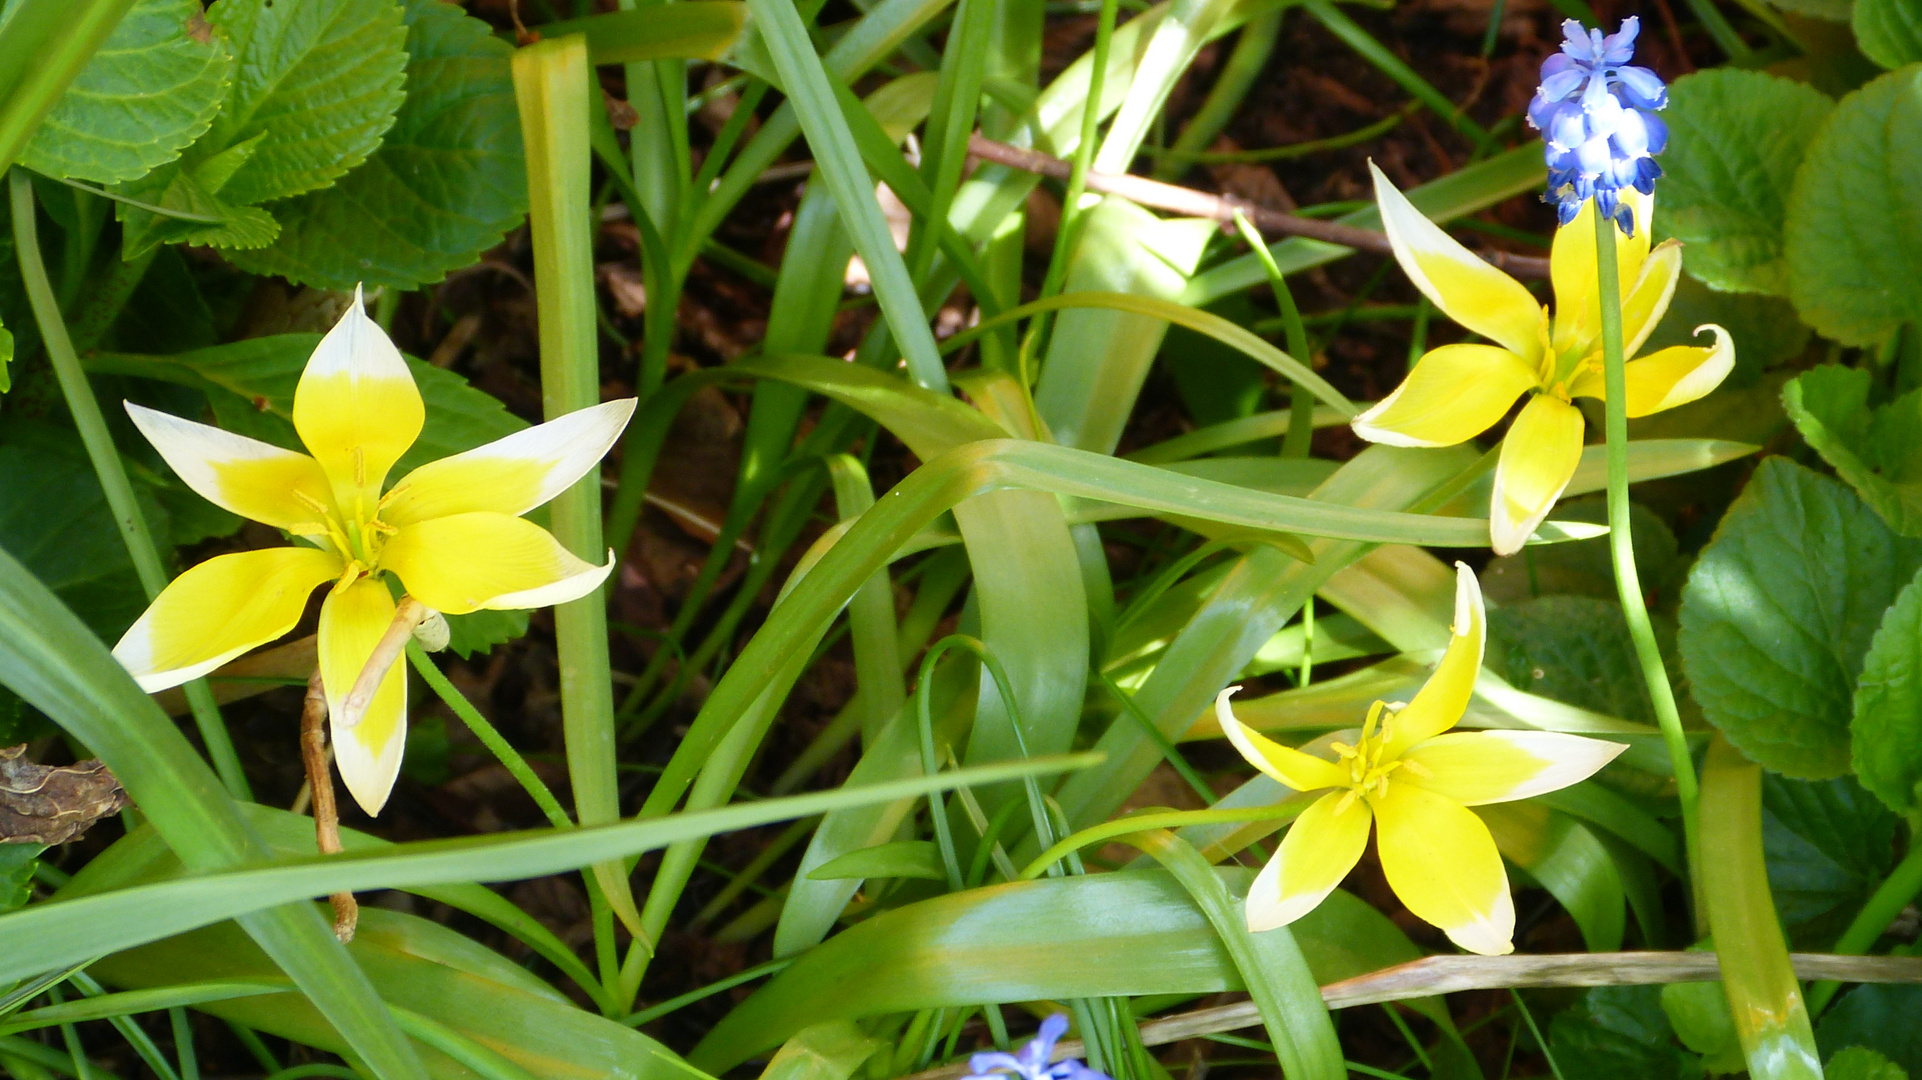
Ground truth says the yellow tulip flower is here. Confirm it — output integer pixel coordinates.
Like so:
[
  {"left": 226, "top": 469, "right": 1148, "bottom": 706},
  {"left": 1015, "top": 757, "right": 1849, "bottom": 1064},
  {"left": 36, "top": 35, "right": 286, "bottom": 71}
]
[
  {"left": 113, "top": 289, "right": 635, "bottom": 815},
  {"left": 1214, "top": 563, "right": 1626, "bottom": 955},
  {"left": 1353, "top": 162, "right": 1734, "bottom": 554}
]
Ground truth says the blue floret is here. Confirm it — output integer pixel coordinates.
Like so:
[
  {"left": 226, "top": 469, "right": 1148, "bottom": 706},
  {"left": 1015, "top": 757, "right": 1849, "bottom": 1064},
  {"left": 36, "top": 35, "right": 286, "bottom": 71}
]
[{"left": 1525, "top": 17, "right": 1669, "bottom": 235}]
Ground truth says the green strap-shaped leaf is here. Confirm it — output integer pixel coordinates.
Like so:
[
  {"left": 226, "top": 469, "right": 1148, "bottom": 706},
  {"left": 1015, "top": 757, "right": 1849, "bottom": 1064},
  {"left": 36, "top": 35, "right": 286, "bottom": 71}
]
[
  {"left": 1127, "top": 830, "right": 1344, "bottom": 1080},
  {"left": 225, "top": 0, "right": 527, "bottom": 289},
  {"left": 0, "top": 534, "right": 428, "bottom": 1077},
  {"left": 201, "top": 0, "right": 408, "bottom": 205},
  {"left": 89, "top": 909, "right": 704, "bottom": 1080},
  {"left": 19, "top": 0, "right": 233, "bottom": 183}
]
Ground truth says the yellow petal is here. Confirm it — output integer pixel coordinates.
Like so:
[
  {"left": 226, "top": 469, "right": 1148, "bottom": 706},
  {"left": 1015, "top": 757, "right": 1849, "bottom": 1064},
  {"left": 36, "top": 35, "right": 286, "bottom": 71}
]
[
  {"left": 1350, "top": 345, "right": 1537, "bottom": 448},
  {"left": 380, "top": 512, "right": 613, "bottom": 615},
  {"left": 1489, "top": 394, "right": 1585, "bottom": 556},
  {"left": 321, "top": 576, "right": 407, "bottom": 816},
  {"left": 1215, "top": 687, "right": 1349, "bottom": 792},
  {"left": 114, "top": 547, "right": 340, "bottom": 692},
  {"left": 381, "top": 399, "right": 638, "bottom": 527},
  {"left": 1373, "top": 781, "right": 1515, "bottom": 955},
  {"left": 292, "top": 286, "right": 424, "bottom": 521},
  {"left": 125, "top": 403, "right": 337, "bottom": 535},
  {"left": 1246, "top": 791, "right": 1372, "bottom": 932},
  {"left": 1548, "top": 190, "right": 1654, "bottom": 356},
  {"left": 1571, "top": 326, "right": 1735, "bottom": 418},
  {"left": 1381, "top": 562, "right": 1484, "bottom": 757},
  {"left": 1370, "top": 162, "right": 1545, "bottom": 363},
  {"left": 1620, "top": 240, "right": 1683, "bottom": 358},
  {"left": 1401, "top": 730, "right": 1627, "bottom": 805}
]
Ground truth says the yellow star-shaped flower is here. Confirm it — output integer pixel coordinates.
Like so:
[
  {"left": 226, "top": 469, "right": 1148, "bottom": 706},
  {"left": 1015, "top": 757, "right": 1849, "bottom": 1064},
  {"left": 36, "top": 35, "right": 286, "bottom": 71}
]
[
  {"left": 1215, "top": 564, "right": 1626, "bottom": 955},
  {"left": 1354, "top": 162, "right": 1734, "bottom": 554},
  {"left": 113, "top": 289, "right": 635, "bottom": 815}
]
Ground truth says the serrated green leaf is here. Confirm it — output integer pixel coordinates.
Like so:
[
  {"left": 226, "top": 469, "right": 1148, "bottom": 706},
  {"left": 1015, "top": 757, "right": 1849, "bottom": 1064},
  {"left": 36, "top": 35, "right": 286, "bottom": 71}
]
[
  {"left": 441, "top": 608, "right": 528, "bottom": 659},
  {"left": 18, "top": 0, "right": 233, "bottom": 183},
  {"left": 1761, "top": 772, "right": 1897, "bottom": 935},
  {"left": 1819, "top": 985, "right": 1922, "bottom": 1076},
  {"left": 114, "top": 156, "right": 280, "bottom": 258},
  {"left": 1785, "top": 365, "right": 1922, "bottom": 536},
  {"left": 1851, "top": 566, "right": 1922, "bottom": 811},
  {"left": 1856, "top": 0, "right": 1922, "bottom": 67},
  {"left": 202, "top": 0, "right": 407, "bottom": 205},
  {"left": 1658, "top": 70, "right": 1833, "bottom": 295},
  {"left": 1784, "top": 65, "right": 1922, "bottom": 345},
  {"left": 225, "top": 0, "right": 525, "bottom": 289},
  {"left": 1549, "top": 986, "right": 1705, "bottom": 1080},
  {"left": 1678, "top": 457, "right": 1922, "bottom": 777},
  {"left": 1827, "top": 1047, "right": 1911, "bottom": 1080}
]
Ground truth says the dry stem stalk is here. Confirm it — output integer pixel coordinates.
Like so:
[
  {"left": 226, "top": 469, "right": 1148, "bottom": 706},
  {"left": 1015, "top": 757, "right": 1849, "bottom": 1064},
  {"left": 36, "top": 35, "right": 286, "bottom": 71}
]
[
  {"left": 899, "top": 950, "right": 1922, "bottom": 1080},
  {"left": 340, "top": 596, "right": 428, "bottom": 729},
  {"left": 964, "top": 134, "right": 1551, "bottom": 280},
  {"left": 300, "top": 669, "right": 359, "bottom": 942}
]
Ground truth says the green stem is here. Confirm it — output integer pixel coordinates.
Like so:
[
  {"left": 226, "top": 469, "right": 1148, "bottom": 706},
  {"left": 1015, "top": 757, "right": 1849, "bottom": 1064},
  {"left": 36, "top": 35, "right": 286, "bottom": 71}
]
[
  {"left": 406, "top": 644, "right": 570, "bottom": 830},
  {"left": 1153, "top": 10, "right": 1280, "bottom": 180},
  {"left": 1699, "top": 737, "right": 1822, "bottom": 1079},
  {"left": 1807, "top": 842, "right": 1922, "bottom": 1015},
  {"left": 1231, "top": 211, "right": 1314, "bottom": 458},
  {"left": 8, "top": 170, "right": 249, "bottom": 800},
  {"left": 512, "top": 36, "right": 642, "bottom": 997},
  {"left": 1023, "top": 0, "right": 1119, "bottom": 366},
  {"left": 1593, "top": 205, "right": 1701, "bottom": 928}
]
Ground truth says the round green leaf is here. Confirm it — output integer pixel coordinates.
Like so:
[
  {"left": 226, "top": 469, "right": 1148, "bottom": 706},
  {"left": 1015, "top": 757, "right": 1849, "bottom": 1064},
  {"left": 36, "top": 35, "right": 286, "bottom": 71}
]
[
  {"left": 202, "top": 0, "right": 408, "bottom": 205},
  {"left": 1785, "top": 65, "right": 1922, "bottom": 346},
  {"left": 1657, "top": 69, "right": 1833, "bottom": 296},
  {"left": 1851, "top": 566, "right": 1922, "bottom": 812},
  {"left": 1678, "top": 457, "right": 1922, "bottom": 777},
  {"left": 1856, "top": 0, "right": 1922, "bottom": 68},
  {"left": 227, "top": 0, "right": 526, "bottom": 289},
  {"left": 18, "top": 0, "right": 234, "bottom": 184}
]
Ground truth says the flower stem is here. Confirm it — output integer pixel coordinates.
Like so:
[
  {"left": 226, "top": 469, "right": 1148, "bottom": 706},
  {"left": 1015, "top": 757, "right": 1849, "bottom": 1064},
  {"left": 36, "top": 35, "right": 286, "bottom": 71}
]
[
  {"left": 1592, "top": 206, "right": 1702, "bottom": 928},
  {"left": 8, "top": 170, "right": 250, "bottom": 801}
]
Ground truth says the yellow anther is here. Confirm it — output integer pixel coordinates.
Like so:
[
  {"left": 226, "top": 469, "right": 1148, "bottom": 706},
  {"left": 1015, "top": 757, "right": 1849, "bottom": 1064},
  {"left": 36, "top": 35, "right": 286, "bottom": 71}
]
[
  {"left": 353, "top": 446, "right": 366, "bottom": 488},
  {"left": 366, "top": 519, "right": 399, "bottom": 537},
  {"left": 1400, "top": 758, "right": 1433, "bottom": 779}
]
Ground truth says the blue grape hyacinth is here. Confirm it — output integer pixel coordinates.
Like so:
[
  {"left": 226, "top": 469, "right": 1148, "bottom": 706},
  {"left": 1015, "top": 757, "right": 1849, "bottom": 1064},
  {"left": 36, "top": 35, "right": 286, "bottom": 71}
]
[
  {"left": 1527, "top": 17, "right": 1669, "bottom": 235},
  {"left": 960, "top": 1015, "right": 1110, "bottom": 1080}
]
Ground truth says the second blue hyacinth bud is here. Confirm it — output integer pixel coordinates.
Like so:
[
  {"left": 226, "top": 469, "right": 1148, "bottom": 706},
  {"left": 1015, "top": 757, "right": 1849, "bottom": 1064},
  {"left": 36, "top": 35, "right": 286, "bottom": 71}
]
[{"left": 1526, "top": 17, "right": 1669, "bottom": 235}]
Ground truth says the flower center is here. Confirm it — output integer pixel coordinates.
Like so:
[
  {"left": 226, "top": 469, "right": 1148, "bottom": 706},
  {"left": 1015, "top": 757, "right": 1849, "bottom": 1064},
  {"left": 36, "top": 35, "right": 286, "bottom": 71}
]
[
  {"left": 294, "top": 490, "right": 399, "bottom": 587},
  {"left": 1327, "top": 700, "right": 1418, "bottom": 809}
]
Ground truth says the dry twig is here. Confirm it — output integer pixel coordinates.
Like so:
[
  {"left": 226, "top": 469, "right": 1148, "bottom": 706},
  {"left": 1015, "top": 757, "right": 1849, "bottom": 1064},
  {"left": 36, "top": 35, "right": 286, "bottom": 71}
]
[
  {"left": 300, "top": 670, "right": 358, "bottom": 942},
  {"left": 899, "top": 950, "right": 1922, "bottom": 1080}
]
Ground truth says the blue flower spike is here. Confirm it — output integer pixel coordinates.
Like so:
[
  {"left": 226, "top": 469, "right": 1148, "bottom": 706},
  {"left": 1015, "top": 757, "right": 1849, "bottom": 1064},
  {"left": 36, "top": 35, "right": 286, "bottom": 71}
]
[
  {"left": 961, "top": 1015, "right": 1112, "bottom": 1080},
  {"left": 1526, "top": 17, "right": 1669, "bottom": 236}
]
